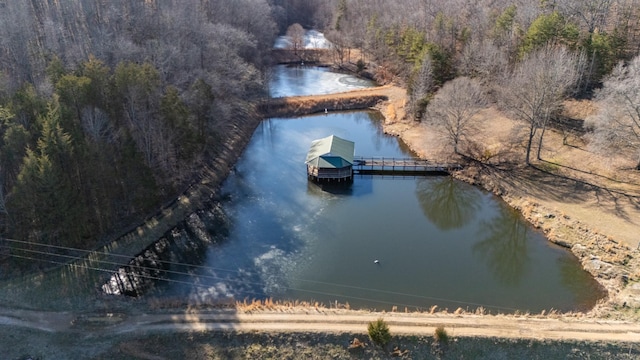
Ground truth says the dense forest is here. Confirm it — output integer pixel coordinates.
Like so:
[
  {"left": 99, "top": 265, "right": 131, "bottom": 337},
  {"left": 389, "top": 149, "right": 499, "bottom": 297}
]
[
  {"left": 318, "top": 0, "right": 640, "bottom": 166},
  {"left": 0, "top": 0, "right": 283, "bottom": 261},
  {"left": 1, "top": 0, "right": 639, "bottom": 268}
]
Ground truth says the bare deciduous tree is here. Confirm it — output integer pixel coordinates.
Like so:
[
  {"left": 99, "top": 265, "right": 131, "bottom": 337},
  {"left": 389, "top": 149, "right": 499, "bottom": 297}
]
[
  {"left": 286, "top": 23, "right": 305, "bottom": 54},
  {"left": 587, "top": 55, "right": 640, "bottom": 170},
  {"left": 558, "top": 0, "right": 612, "bottom": 33},
  {"left": 426, "top": 77, "right": 486, "bottom": 154},
  {"left": 460, "top": 38, "right": 508, "bottom": 81},
  {"left": 409, "top": 55, "right": 434, "bottom": 120},
  {"left": 498, "top": 47, "right": 581, "bottom": 164},
  {"left": 326, "top": 29, "right": 347, "bottom": 65},
  {"left": 81, "top": 107, "right": 116, "bottom": 144}
]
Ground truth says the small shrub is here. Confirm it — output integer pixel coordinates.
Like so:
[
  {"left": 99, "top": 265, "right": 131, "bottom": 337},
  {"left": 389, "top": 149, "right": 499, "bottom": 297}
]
[
  {"left": 368, "top": 318, "right": 391, "bottom": 347},
  {"left": 434, "top": 325, "right": 449, "bottom": 344}
]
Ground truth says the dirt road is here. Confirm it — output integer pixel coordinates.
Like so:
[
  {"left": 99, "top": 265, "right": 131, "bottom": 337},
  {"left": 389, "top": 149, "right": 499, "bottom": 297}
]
[
  {"left": 2, "top": 307, "right": 639, "bottom": 343},
  {"left": 122, "top": 311, "right": 640, "bottom": 342}
]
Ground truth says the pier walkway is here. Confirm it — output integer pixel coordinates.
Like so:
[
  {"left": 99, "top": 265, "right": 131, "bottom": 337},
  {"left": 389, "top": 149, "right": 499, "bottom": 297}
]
[{"left": 352, "top": 157, "right": 462, "bottom": 175}]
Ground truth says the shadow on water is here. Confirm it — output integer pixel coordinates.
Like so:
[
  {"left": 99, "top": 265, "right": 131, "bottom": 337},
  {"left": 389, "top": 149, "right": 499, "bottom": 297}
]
[
  {"left": 0, "top": 198, "right": 247, "bottom": 311},
  {"left": 558, "top": 255, "right": 607, "bottom": 312},
  {"left": 307, "top": 181, "right": 354, "bottom": 196},
  {"left": 473, "top": 208, "right": 530, "bottom": 286},
  {"left": 415, "top": 177, "right": 482, "bottom": 230}
]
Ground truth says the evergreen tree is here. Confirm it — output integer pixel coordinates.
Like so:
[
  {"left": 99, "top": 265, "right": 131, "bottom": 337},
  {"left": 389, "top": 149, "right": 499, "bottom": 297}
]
[
  {"left": 9, "top": 100, "right": 85, "bottom": 246},
  {"left": 160, "top": 86, "right": 198, "bottom": 162},
  {"left": 520, "top": 12, "right": 580, "bottom": 57}
]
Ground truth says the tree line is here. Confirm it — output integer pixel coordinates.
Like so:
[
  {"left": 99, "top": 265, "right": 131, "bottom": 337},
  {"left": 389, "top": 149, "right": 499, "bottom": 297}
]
[
  {"left": 318, "top": 0, "right": 640, "bottom": 168},
  {"left": 322, "top": 0, "right": 638, "bottom": 88}
]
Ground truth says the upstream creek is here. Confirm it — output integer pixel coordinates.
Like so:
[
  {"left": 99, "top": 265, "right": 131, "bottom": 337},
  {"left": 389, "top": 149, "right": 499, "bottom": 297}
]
[{"left": 1, "top": 65, "right": 605, "bottom": 314}]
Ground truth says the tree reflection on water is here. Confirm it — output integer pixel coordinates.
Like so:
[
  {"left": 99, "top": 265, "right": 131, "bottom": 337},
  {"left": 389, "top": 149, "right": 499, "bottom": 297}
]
[
  {"left": 473, "top": 208, "right": 530, "bottom": 286},
  {"left": 557, "top": 255, "right": 606, "bottom": 311},
  {"left": 416, "top": 177, "right": 481, "bottom": 230}
]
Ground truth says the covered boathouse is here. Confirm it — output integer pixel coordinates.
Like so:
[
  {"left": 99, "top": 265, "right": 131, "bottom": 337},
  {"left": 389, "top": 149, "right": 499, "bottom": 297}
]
[{"left": 305, "top": 135, "right": 355, "bottom": 182}]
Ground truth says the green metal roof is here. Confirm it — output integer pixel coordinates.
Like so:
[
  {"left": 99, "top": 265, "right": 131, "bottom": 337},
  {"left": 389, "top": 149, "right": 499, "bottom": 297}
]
[{"left": 305, "top": 135, "right": 355, "bottom": 168}]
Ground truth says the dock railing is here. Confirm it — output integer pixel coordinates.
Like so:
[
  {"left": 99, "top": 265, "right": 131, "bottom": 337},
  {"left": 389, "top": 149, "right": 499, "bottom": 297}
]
[{"left": 352, "top": 156, "right": 461, "bottom": 174}]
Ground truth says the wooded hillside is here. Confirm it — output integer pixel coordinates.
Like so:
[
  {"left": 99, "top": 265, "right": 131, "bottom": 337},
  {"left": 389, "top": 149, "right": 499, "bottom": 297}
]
[
  {"left": 0, "top": 0, "right": 286, "bottom": 266},
  {"left": 319, "top": 0, "right": 640, "bottom": 167},
  {"left": 321, "top": 0, "right": 638, "bottom": 89}
]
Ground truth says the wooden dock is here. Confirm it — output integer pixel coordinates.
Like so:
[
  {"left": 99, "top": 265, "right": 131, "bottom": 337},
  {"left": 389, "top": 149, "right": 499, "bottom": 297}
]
[{"left": 352, "top": 157, "right": 462, "bottom": 175}]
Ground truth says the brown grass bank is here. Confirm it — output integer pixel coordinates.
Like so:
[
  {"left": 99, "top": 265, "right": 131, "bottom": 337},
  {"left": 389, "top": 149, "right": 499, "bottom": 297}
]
[{"left": 380, "top": 89, "right": 640, "bottom": 320}]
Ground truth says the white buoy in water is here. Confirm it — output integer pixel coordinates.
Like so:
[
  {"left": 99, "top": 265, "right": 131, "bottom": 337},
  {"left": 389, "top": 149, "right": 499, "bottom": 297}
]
[{"left": 374, "top": 259, "right": 380, "bottom": 264}]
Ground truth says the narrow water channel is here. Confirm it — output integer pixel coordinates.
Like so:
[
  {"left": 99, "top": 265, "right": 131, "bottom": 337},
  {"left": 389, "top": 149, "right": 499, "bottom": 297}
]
[
  {"left": 268, "top": 64, "right": 376, "bottom": 97},
  {"left": 159, "top": 103, "right": 603, "bottom": 313}
]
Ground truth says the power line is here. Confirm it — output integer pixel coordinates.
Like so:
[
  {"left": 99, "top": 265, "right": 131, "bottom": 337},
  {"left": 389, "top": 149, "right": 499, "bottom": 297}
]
[
  {"left": 2, "top": 237, "right": 239, "bottom": 274},
  {"left": 2, "top": 237, "right": 510, "bottom": 309},
  {"left": 0, "top": 238, "right": 523, "bottom": 312},
  {"left": 3, "top": 250, "right": 464, "bottom": 311},
  {"left": 0, "top": 237, "right": 520, "bottom": 312},
  {"left": 5, "top": 250, "right": 295, "bottom": 305}
]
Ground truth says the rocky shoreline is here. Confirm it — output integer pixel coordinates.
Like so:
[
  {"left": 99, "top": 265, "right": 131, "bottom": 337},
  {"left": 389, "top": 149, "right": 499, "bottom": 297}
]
[
  {"left": 382, "top": 111, "right": 640, "bottom": 320},
  {"left": 455, "top": 165, "right": 640, "bottom": 318}
]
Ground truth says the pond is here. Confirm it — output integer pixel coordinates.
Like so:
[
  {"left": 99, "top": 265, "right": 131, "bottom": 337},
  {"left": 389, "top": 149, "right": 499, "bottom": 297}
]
[
  {"left": 0, "top": 66, "right": 604, "bottom": 314},
  {"left": 159, "top": 108, "right": 604, "bottom": 313},
  {"left": 268, "top": 64, "right": 375, "bottom": 98}
]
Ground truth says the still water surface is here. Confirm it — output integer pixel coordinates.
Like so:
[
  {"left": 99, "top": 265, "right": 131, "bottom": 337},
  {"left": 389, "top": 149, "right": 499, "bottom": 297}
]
[{"left": 164, "top": 110, "right": 603, "bottom": 313}]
